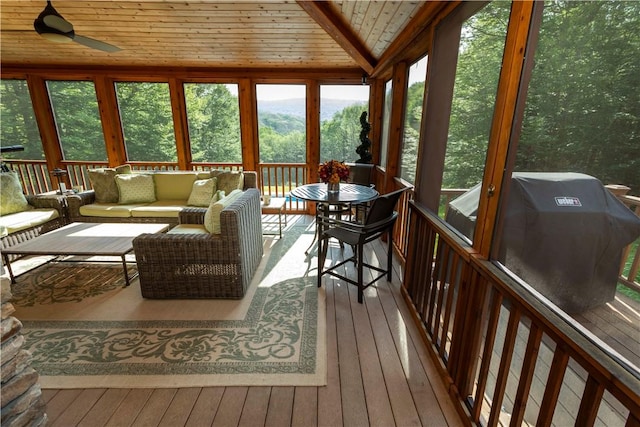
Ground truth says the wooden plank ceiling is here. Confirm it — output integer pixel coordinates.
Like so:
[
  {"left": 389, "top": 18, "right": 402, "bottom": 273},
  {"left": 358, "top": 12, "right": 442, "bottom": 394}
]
[{"left": 0, "top": 1, "right": 426, "bottom": 72}]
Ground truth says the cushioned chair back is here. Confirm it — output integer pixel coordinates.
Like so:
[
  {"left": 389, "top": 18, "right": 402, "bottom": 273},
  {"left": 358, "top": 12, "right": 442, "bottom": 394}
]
[
  {"left": 364, "top": 188, "right": 405, "bottom": 225},
  {"left": 348, "top": 163, "right": 375, "bottom": 186}
]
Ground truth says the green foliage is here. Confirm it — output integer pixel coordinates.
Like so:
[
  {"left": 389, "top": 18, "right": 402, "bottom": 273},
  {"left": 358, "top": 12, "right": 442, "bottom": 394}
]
[
  {"left": 115, "top": 82, "right": 177, "bottom": 162},
  {"left": 320, "top": 103, "right": 367, "bottom": 162},
  {"left": 444, "top": 0, "right": 510, "bottom": 189},
  {"left": 259, "top": 112, "right": 305, "bottom": 135},
  {"left": 517, "top": 1, "right": 640, "bottom": 194},
  {"left": 185, "top": 83, "right": 241, "bottom": 163},
  {"left": 47, "top": 81, "right": 107, "bottom": 161},
  {"left": 0, "top": 80, "right": 44, "bottom": 160},
  {"left": 444, "top": 0, "right": 640, "bottom": 194},
  {"left": 400, "top": 81, "right": 427, "bottom": 183}
]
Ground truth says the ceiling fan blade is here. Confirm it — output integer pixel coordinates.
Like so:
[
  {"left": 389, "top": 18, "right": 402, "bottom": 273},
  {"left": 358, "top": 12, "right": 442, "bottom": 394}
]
[
  {"left": 73, "top": 35, "right": 121, "bottom": 52},
  {"left": 43, "top": 15, "right": 73, "bottom": 33}
]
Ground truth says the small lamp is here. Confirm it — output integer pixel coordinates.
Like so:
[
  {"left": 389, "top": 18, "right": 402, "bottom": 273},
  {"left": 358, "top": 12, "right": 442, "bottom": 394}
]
[{"left": 51, "top": 168, "right": 68, "bottom": 194}]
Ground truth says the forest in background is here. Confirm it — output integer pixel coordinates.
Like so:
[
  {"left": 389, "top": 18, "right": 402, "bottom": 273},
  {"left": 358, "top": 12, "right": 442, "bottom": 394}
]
[{"left": 1, "top": 1, "right": 638, "bottom": 194}]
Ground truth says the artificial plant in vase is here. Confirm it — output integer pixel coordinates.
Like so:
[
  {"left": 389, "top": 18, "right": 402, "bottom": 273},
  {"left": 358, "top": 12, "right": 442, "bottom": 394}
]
[{"left": 355, "top": 111, "right": 373, "bottom": 164}]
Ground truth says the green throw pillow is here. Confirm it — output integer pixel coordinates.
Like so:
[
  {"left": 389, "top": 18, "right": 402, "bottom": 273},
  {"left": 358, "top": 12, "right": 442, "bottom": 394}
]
[
  {"left": 115, "top": 174, "right": 156, "bottom": 204},
  {"left": 187, "top": 177, "right": 217, "bottom": 207},
  {"left": 0, "top": 172, "right": 30, "bottom": 216},
  {"left": 88, "top": 168, "right": 119, "bottom": 203},
  {"left": 213, "top": 171, "right": 244, "bottom": 194}
]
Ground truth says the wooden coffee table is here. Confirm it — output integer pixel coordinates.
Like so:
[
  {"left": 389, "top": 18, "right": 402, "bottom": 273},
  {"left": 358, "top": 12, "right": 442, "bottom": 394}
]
[{"left": 2, "top": 222, "right": 169, "bottom": 286}]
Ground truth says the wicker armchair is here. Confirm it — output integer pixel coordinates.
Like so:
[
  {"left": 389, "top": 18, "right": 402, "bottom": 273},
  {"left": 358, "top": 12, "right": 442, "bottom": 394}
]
[{"left": 132, "top": 188, "right": 263, "bottom": 299}]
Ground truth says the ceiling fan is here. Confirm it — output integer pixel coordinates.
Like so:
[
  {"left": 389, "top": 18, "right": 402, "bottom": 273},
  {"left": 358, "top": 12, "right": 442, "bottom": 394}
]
[{"left": 33, "top": 1, "right": 121, "bottom": 52}]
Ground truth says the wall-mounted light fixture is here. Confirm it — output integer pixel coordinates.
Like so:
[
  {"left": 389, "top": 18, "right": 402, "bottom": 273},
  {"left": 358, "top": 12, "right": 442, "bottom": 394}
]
[{"left": 361, "top": 74, "right": 368, "bottom": 85}]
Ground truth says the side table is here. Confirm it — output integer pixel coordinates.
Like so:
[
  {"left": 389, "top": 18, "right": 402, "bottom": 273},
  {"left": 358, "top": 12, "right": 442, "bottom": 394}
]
[
  {"left": 261, "top": 197, "right": 287, "bottom": 238},
  {"left": 32, "top": 191, "right": 71, "bottom": 224}
]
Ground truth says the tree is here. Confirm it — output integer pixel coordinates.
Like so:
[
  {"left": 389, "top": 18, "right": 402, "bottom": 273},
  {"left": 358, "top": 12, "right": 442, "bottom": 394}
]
[
  {"left": 320, "top": 102, "right": 367, "bottom": 162},
  {"left": 115, "top": 82, "right": 177, "bottom": 162},
  {"left": 0, "top": 80, "right": 44, "bottom": 160},
  {"left": 185, "top": 84, "right": 242, "bottom": 163}
]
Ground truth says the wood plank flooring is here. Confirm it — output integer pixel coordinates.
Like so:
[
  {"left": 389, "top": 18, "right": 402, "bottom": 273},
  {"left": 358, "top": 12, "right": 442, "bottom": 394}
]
[
  {"left": 23, "top": 215, "right": 640, "bottom": 426},
  {"left": 38, "top": 216, "right": 464, "bottom": 427}
]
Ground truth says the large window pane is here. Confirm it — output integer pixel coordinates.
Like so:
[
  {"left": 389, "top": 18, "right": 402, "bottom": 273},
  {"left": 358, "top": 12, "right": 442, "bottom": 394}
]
[
  {"left": 320, "top": 85, "right": 369, "bottom": 162},
  {"left": 400, "top": 55, "right": 428, "bottom": 184},
  {"left": 115, "top": 82, "right": 177, "bottom": 162},
  {"left": 496, "top": 1, "right": 640, "bottom": 343},
  {"left": 184, "top": 83, "right": 241, "bottom": 163},
  {"left": 0, "top": 79, "right": 44, "bottom": 160},
  {"left": 47, "top": 80, "right": 107, "bottom": 161},
  {"left": 442, "top": 1, "right": 510, "bottom": 241},
  {"left": 256, "top": 84, "right": 306, "bottom": 163},
  {"left": 379, "top": 79, "right": 393, "bottom": 169}
]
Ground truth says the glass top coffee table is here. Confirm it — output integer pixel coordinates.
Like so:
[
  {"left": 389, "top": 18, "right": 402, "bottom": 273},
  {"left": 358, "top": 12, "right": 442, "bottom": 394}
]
[{"left": 2, "top": 222, "right": 169, "bottom": 286}]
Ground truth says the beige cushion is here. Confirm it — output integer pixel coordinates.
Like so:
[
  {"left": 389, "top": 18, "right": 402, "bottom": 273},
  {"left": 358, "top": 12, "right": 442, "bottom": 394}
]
[
  {"left": 115, "top": 164, "right": 132, "bottom": 174},
  {"left": 79, "top": 203, "right": 140, "bottom": 218},
  {"left": 204, "top": 189, "right": 242, "bottom": 234},
  {"left": 153, "top": 172, "right": 197, "bottom": 200},
  {"left": 167, "top": 224, "right": 209, "bottom": 235},
  {"left": 0, "top": 172, "right": 30, "bottom": 216},
  {"left": 211, "top": 170, "right": 244, "bottom": 194},
  {"left": 130, "top": 201, "right": 187, "bottom": 218},
  {"left": 187, "top": 177, "right": 217, "bottom": 207},
  {"left": 88, "top": 168, "right": 119, "bottom": 203},
  {"left": 115, "top": 174, "right": 156, "bottom": 204},
  {"left": 0, "top": 208, "right": 59, "bottom": 235}
]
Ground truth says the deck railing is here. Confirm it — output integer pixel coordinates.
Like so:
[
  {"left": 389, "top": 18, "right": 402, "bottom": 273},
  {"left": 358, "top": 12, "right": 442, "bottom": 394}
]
[
  {"left": 403, "top": 201, "right": 640, "bottom": 426},
  {"left": 5, "top": 159, "right": 638, "bottom": 289}
]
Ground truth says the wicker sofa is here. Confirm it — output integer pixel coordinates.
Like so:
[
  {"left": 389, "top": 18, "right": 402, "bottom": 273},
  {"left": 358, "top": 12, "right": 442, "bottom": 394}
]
[
  {"left": 67, "top": 170, "right": 258, "bottom": 226},
  {"left": 1, "top": 172, "right": 66, "bottom": 262},
  {"left": 132, "top": 188, "right": 263, "bottom": 299}
]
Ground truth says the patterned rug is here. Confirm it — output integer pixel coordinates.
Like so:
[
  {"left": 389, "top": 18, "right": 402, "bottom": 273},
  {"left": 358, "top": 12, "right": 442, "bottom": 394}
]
[{"left": 10, "top": 226, "right": 326, "bottom": 388}]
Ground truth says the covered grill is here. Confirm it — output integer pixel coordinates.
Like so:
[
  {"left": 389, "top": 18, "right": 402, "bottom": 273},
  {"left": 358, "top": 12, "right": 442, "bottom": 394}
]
[{"left": 446, "top": 172, "right": 640, "bottom": 313}]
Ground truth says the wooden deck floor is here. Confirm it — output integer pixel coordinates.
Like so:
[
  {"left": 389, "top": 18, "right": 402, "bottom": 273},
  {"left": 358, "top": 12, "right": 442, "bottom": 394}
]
[
  {"left": 38, "top": 216, "right": 464, "bottom": 427},
  {"left": 16, "top": 215, "right": 639, "bottom": 426}
]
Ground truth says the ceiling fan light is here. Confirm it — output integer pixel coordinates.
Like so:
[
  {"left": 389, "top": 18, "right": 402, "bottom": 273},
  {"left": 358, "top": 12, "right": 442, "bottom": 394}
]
[{"left": 39, "top": 31, "right": 73, "bottom": 42}]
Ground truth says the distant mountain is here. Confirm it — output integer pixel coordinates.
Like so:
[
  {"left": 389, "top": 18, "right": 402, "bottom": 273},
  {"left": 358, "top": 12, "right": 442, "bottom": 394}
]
[{"left": 258, "top": 98, "right": 366, "bottom": 122}]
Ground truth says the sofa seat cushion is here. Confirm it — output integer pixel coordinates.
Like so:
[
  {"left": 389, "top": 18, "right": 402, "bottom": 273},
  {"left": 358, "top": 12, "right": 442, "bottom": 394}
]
[
  {"left": 1, "top": 172, "right": 30, "bottom": 215},
  {"left": 153, "top": 172, "right": 198, "bottom": 200},
  {"left": 204, "top": 189, "right": 243, "bottom": 234},
  {"left": 167, "top": 224, "right": 209, "bottom": 235},
  {"left": 130, "top": 200, "right": 189, "bottom": 218},
  {"left": 79, "top": 203, "right": 144, "bottom": 218},
  {"left": 0, "top": 209, "right": 59, "bottom": 236}
]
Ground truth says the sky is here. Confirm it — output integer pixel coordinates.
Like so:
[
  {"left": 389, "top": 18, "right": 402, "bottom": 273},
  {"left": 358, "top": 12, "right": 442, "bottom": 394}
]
[{"left": 224, "top": 56, "right": 427, "bottom": 101}]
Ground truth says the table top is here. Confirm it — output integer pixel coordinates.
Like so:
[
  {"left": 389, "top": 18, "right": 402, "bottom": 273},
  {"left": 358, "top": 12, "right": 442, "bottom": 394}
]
[
  {"left": 2, "top": 222, "right": 170, "bottom": 256},
  {"left": 290, "top": 183, "right": 378, "bottom": 204}
]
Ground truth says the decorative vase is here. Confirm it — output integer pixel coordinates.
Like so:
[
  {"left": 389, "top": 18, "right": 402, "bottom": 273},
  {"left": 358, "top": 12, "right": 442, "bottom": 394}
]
[{"left": 327, "top": 181, "right": 340, "bottom": 193}]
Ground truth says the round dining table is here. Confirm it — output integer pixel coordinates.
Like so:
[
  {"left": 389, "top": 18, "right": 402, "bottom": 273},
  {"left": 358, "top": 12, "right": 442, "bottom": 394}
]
[{"left": 290, "top": 183, "right": 379, "bottom": 254}]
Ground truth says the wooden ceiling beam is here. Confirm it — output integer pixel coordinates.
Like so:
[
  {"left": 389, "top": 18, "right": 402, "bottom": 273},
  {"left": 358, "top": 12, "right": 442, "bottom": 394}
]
[
  {"left": 371, "top": 1, "right": 460, "bottom": 78},
  {"left": 297, "top": 0, "right": 376, "bottom": 75}
]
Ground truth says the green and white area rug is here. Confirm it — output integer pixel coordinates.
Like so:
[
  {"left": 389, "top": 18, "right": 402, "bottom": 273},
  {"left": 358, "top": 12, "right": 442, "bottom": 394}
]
[{"left": 10, "top": 224, "right": 326, "bottom": 389}]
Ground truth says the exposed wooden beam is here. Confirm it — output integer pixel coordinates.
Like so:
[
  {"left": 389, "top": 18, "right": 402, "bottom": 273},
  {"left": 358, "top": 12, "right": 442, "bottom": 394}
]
[
  {"left": 297, "top": 0, "right": 376, "bottom": 75},
  {"left": 372, "top": 1, "right": 459, "bottom": 78}
]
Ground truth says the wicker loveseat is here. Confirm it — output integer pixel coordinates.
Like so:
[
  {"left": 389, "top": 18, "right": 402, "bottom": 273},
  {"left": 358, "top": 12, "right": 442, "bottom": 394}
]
[
  {"left": 132, "top": 188, "right": 263, "bottom": 299},
  {"left": 1, "top": 172, "right": 66, "bottom": 262},
  {"left": 67, "top": 169, "right": 258, "bottom": 226}
]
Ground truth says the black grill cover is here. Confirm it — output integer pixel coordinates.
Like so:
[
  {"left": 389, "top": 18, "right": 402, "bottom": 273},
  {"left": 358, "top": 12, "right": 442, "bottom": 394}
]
[{"left": 446, "top": 172, "right": 640, "bottom": 313}]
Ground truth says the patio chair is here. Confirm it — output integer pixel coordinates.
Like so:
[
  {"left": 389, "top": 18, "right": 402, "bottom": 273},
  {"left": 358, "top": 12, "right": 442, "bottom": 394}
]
[{"left": 317, "top": 188, "right": 406, "bottom": 303}]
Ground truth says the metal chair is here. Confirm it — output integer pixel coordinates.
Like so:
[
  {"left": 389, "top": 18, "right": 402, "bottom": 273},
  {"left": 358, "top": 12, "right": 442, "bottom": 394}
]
[{"left": 317, "top": 188, "right": 406, "bottom": 303}]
